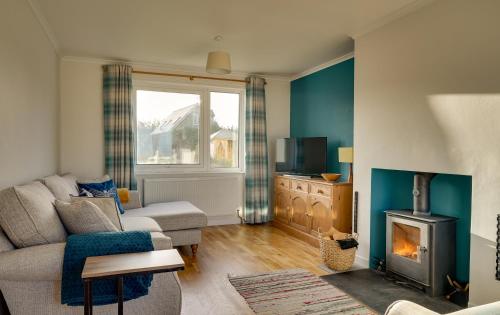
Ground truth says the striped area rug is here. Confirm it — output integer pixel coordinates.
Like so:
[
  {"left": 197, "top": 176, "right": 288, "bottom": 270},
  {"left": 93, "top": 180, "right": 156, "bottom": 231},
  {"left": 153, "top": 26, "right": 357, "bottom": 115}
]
[{"left": 228, "top": 269, "right": 376, "bottom": 315}]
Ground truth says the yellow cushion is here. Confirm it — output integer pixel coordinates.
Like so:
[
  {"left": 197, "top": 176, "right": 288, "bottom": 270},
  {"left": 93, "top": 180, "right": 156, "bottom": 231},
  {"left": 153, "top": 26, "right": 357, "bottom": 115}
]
[{"left": 116, "top": 188, "right": 130, "bottom": 204}]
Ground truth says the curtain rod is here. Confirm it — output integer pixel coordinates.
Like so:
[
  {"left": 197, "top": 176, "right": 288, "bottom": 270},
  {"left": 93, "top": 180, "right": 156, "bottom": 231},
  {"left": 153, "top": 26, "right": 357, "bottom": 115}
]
[{"left": 132, "top": 69, "right": 266, "bottom": 84}]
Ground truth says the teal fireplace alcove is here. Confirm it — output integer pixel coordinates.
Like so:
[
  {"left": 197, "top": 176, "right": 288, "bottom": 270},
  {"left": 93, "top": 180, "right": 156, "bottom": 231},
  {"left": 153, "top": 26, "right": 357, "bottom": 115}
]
[{"left": 370, "top": 168, "right": 472, "bottom": 283}]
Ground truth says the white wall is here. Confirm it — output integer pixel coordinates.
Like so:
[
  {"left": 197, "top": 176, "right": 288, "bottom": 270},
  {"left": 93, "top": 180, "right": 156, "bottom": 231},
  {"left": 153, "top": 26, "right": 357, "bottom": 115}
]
[
  {"left": 266, "top": 78, "right": 291, "bottom": 176},
  {"left": 0, "top": 0, "right": 59, "bottom": 189},
  {"left": 354, "top": 0, "right": 500, "bottom": 305},
  {"left": 59, "top": 60, "right": 104, "bottom": 178},
  {"left": 59, "top": 57, "right": 290, "bottom": 222},
  {"left": 60, "top": 58, "right": 290, "bottom": 177}
]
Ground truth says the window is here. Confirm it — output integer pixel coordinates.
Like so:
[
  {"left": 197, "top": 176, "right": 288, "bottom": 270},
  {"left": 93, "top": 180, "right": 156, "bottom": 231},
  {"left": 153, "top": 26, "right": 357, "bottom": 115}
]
[
  {"left": 134, "top": 83, "right": 244, "bottom": 173},
  {"left": 210, "top": 92, "right": 240, "bottom": 168},
  {"left": 136, "top": 90, "right": 201, "bottom": 165}
]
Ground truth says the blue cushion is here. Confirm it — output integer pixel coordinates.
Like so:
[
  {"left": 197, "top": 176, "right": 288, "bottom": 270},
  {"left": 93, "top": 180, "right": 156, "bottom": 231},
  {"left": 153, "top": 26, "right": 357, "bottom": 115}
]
[{"left": 78, "top": 179, "right": 124, "bottom": 214}]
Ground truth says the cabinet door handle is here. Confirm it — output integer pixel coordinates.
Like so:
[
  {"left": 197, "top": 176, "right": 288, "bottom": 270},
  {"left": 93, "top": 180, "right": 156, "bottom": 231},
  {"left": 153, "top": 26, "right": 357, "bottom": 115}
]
[
  {"left": 317, "top": 189, "right": 324, "bottom": 194},
  {"left": 297, "top": 185, "right": 302, "bottom": 190},
  {"left": 280, "top": 182, "right": 284, "bottom": 186}
]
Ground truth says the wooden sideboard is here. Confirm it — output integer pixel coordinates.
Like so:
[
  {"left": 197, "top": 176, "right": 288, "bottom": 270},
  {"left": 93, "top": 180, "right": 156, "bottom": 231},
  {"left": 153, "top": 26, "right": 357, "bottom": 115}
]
[{"left": 272, "top": 175, "right": 353, "bottom": 247}]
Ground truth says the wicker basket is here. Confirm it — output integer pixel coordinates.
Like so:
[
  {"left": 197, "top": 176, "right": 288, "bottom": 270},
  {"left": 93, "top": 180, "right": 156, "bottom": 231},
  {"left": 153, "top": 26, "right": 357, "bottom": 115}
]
[{"left": 319, "top": 227, "right": 357, "bottom": 271}]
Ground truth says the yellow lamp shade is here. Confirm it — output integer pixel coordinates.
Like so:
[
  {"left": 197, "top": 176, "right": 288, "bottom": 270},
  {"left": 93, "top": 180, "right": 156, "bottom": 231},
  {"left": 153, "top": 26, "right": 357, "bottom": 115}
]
[
  {"left": 206, "top": 51, "right": 231, "bottom": 74},
  {"left": 338, "top": 147, "right": 353, "bottom": 163}
]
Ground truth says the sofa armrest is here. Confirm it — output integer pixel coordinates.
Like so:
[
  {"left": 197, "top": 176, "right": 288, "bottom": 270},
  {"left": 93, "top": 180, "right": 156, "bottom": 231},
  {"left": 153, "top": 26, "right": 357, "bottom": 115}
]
[
  {"left": 385, "top": 301, "right": 439, "bottom": 315},
  {"left": 151, "top": 232, "right": 173, "bottom": 250},
  {"left": 0, "top": 232, "right": 170, "bottom": 282},
  {"left": 0, "top": 243, "right": 65, "bottom": 281},
  {"left": 123, "top": 190, "right": 142, "bottom": 210}
]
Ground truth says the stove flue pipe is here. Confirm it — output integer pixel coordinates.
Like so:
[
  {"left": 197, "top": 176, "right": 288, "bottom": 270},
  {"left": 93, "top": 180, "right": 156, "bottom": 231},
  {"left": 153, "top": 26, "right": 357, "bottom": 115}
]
[{"left": 413, "top": 172, "right": 436, "bottom": 216}]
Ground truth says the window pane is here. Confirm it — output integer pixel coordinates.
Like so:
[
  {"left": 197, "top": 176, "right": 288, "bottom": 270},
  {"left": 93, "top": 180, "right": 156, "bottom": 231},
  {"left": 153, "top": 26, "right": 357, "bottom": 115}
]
[
  {"left": 210, "top": 92, "right": 239, "bottom": 168},
  {"left": 136, "top": 90, "right": 200, "bottom": 165}
]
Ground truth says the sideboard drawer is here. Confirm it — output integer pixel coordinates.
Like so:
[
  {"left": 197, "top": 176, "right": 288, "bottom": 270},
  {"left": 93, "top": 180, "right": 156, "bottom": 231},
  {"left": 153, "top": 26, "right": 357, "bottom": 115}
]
[
  {"left": 275, "top": 177, "right": 290, "bottom": 189},
  {"left": 310, "top": 182, "right": 331, "bottom": 197},
  {"left": 291, "top": 180, "right": 308, "bottom": 193}
]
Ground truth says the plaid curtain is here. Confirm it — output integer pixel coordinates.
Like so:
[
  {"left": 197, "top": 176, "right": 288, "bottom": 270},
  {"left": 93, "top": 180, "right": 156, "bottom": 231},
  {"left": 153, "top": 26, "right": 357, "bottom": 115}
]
[
  {"left": 245, "top": 76, "right": 269, "bottom": 224},
  {"left": 103, "top": 64, "right": 136, "bottom": 190}
]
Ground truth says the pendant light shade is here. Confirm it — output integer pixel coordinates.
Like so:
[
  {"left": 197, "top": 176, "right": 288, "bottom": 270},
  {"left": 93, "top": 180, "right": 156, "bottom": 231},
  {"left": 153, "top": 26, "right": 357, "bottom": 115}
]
[{"left": 206, "top": 51, "right": 231, "bottom": 74}]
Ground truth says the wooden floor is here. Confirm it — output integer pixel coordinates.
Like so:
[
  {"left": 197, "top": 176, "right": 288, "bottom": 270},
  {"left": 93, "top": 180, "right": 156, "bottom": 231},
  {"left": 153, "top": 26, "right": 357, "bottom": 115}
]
[{"left": 176, "top": 224, "right": 327, "bottom": 315}]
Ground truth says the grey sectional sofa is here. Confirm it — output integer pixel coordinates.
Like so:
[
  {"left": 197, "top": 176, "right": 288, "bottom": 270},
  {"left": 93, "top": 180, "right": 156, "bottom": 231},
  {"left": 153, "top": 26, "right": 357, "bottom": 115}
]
[{"left": 0, "top": 174, "right": 208, "bottom": 314}]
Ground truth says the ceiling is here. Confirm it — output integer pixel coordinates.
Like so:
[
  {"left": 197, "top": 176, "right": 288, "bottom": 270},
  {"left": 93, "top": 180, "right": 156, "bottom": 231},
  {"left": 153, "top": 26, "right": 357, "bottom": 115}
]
[{"left": 34, "top": 0, "right": 427, "bottom": 76}]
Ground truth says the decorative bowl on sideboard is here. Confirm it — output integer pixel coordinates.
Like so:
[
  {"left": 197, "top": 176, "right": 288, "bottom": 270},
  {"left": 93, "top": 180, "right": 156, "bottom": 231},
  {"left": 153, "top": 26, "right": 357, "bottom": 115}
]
[{"left": 321, "top": 173, "right": 342, "bottom": 182}]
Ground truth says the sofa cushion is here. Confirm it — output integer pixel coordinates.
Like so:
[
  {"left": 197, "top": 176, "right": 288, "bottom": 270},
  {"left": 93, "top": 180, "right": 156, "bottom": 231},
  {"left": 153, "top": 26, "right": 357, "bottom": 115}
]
[
  {"left": 41, "top": 174, "right": 79, "bottom": 202},
  {"left": 122, "top": 190, "right": 142, "bottom": 210},
  {"left": 123, "top": 201, "right": 207, "bottom": 231},
  {"left": 55, "top": 200, "right": 119, "bottom": 234},
  {"left": 121, "top": 216, "right": 162, "bottom": 232},
  {"left": 61, "top": 173, "right": 79, "bottom": 191},
  {"left": 70, "top": 196, "right": 123, "bottom": 230},
  {"left": 0, "top": 182, "right": 67, "bottom": 248},
  {"left": 78, "top": 177, "right": 125, "bottom": 214}
]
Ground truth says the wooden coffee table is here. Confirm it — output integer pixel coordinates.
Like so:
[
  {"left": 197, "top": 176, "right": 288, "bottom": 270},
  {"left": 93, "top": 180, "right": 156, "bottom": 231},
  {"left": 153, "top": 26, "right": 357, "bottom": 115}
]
[{"left": 81, "top": 249, "right": 185, "bottom": 315}]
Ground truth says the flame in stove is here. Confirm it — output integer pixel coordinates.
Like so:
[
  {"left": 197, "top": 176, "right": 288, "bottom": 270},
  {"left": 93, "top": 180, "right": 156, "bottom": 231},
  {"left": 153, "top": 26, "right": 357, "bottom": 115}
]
[
  {"left": 392, "top": 222, "right": 420, "bottom": 260},
  {"left": 394, "top": 241, "right": 418, "bottom": 260}
]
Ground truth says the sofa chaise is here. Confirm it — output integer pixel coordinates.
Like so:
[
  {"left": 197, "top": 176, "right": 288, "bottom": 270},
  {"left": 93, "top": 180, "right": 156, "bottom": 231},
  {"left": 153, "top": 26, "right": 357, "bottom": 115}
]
[
  {"left": 0, "top": 173, "right": 207, "bottom": 314},
  {"left": 121, "top": 191, "right": 207, "bottom": 257}
]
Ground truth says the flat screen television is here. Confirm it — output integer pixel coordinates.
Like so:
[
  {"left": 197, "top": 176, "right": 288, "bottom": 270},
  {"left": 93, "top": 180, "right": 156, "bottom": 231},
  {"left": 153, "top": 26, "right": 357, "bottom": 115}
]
[{"left": 275, "top": 137, "right": 327, "bottom": 176}]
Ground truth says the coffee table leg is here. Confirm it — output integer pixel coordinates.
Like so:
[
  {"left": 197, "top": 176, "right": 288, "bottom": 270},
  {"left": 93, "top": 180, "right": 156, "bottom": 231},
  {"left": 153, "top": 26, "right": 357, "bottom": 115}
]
[
  {"left": 117, "top": 276, "right": 124, "bottom": 315},
  {"left": 84, "top": 279, "right": 92, "bottom": 315}
]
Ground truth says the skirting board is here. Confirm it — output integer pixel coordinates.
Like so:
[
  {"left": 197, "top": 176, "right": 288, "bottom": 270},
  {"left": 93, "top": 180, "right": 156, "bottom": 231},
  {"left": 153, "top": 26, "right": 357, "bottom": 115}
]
[{"left": 207, "top": 215, "right": 240, "bottom": 226}]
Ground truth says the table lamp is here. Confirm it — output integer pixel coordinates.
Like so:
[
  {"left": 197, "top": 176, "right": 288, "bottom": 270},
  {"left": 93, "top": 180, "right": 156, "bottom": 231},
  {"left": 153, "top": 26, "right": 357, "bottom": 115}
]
[{"left": 338, "top": 147, "right": 353, "bottom": 183}]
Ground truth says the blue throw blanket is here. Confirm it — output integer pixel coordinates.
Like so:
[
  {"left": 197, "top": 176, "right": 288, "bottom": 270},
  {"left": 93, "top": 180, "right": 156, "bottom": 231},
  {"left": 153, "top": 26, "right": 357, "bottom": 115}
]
[{"left": 61, "top": 231, "right": 154, "bottom": 306}]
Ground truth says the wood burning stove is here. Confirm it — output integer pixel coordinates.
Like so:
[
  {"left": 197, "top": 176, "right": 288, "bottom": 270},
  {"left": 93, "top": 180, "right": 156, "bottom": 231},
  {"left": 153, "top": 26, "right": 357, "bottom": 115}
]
[
  {"left": 386, "top": 210, "right": 457, "bottom": 296},
  {"left": 385, "top": 172, "right": 457, "bottom": 296}
]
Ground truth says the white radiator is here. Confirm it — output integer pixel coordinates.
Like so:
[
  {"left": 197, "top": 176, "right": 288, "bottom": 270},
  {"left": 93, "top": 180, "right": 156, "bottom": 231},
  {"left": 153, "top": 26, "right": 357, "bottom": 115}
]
[{"left": 143, "top": 175, "right": 243, "bottom": 225}]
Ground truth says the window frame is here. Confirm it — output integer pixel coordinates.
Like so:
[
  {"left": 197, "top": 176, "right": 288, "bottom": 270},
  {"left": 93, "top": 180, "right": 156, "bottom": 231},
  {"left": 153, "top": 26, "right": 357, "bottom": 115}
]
[{"left": 133, "top": 80, "right": 245, "bottom": 175}]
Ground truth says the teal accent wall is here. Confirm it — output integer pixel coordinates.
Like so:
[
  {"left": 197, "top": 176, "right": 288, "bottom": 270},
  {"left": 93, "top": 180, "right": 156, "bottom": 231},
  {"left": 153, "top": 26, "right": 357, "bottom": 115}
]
[
  {"left": 370, "top": 168, "right": 472, "bottom": 282},
  {"left": 290, "top": 58, "right": 354, "bottom": 180},
  {"left": 370, "top": 169, "right": 414, "bottom": 270}
]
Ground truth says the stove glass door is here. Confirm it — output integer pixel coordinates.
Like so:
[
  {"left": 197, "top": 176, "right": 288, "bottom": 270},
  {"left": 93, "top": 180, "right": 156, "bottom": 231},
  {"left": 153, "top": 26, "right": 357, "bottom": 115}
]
[
  {"left": 386, "top": 214, "right": 431, "bottom": 286},
  {"left": 392, "top": 222, "right": 421, "bottom": 262}
]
